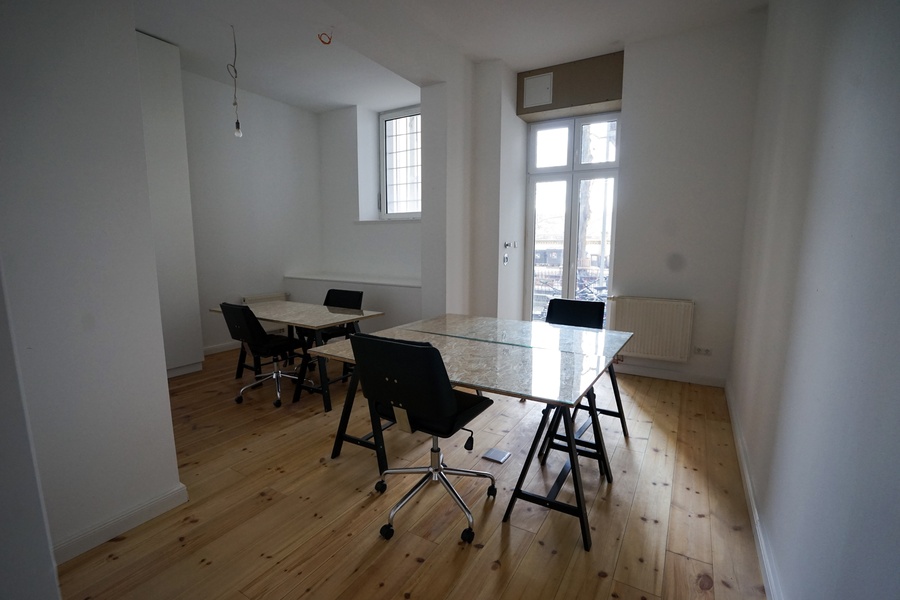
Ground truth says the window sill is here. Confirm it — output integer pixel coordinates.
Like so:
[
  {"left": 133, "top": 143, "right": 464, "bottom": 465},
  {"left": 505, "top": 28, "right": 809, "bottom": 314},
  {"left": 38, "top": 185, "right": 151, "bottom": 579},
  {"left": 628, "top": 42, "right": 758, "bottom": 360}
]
[
  {"left": 356, "top": 217, "right": 421, "bottom": 224},
  {"left": 285, "top": 273, "right": 421, "bottom": 288}
]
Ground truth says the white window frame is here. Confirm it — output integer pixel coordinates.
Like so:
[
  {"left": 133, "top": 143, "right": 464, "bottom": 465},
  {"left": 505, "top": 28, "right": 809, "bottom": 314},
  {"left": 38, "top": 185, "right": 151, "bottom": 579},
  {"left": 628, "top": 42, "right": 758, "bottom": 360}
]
[
  {"left": 525, "top": 113, "right": 620, "bottom": 320},
  {"left": 378, "top": 105, "right": 421, "bottom": 220}
]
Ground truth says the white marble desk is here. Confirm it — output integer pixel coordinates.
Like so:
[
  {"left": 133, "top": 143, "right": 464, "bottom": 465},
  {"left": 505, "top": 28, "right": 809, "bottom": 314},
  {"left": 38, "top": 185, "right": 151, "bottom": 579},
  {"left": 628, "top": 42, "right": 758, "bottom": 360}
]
[
  {"left": 313, "top": 315, "right": 632, "bottom": 551},
  {"left": 402, "top": 313, "right": 631, "bottom": 440},
  {"left": 400, "top": 314, "right": 631, "bottom": 366},
  {"left": 241, "top": 300, "right": 383, "bottom": 331},
  {"left": 213, "top": 300, "right": 383, "bottom": 411},
  {"left": 309, "top": 325, "right": 625, "bottom": 406}
]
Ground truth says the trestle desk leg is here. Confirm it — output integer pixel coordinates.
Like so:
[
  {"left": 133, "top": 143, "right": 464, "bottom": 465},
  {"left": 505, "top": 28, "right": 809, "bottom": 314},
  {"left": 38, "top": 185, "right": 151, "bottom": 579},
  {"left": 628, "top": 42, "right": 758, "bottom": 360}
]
[{"left": 331, "top": 371, "right": 359, "bottom": 459}]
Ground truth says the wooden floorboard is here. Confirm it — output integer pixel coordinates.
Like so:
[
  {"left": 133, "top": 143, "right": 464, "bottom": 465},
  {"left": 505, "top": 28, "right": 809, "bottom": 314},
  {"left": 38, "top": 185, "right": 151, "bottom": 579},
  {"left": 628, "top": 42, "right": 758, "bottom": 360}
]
[{"left": 57, "top": 349, "right": 766, "bottom": 599}]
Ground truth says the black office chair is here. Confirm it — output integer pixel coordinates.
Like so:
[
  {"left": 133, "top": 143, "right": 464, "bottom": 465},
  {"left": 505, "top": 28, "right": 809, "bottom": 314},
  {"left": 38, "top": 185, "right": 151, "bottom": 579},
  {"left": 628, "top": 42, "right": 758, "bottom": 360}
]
[
  {"left": 320, "top": 288, "right": 364, "bottom": 344},
  {"left": 538, "top": 298, "right": 629, "bottom": 476},
  {"left": 307, "top": 288, "right": 364, "bottom": 379},
  {"left": 350, "top": 333, "right": 497, "bottom": 544},
  {"left": 220, "top": 303, "right": 309, "bottom": 407}
]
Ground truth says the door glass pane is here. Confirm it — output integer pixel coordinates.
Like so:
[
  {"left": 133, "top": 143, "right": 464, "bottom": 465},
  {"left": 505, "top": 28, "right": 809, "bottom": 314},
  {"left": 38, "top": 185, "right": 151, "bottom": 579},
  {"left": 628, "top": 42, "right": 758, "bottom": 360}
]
[
  {"left": 532, "top": 180, "right": 568, "bottom": 319},
  {"left": 574, "top": 177, "right": 615, "bottom": 309},
  {"left": 535, "top": 127, "right": 569, "bottom": 168},
  {"left": 579, "top": 120, "right": 617, "bottom": 165}
]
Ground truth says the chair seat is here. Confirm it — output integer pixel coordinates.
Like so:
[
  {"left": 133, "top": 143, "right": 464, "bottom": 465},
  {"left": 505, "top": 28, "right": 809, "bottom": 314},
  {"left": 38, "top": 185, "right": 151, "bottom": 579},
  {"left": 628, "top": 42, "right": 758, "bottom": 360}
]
[
  {"left": 255, "top": 333, "right": 305, "bottom": 358},
  {"left": 410, "top": 389, "right": 492, "bottom": 438}
]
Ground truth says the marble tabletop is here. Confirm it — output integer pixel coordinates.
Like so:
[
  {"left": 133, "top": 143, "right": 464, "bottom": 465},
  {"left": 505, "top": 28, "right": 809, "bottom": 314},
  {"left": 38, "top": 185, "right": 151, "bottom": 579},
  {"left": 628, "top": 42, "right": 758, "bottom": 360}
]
[
  {"left": 213, "top": 300, "right": 383, "bottom": 330},
  {"left": 310, "top": 316, "right": 632, "bottom": 407},
  {"left": 400, "top": 314, "right": 632, "bottom": 358}
]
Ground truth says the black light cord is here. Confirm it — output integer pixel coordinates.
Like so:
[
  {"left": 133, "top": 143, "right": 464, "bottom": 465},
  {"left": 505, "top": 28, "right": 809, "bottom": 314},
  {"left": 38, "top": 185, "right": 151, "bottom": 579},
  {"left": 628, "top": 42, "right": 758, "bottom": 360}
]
[{"left": 227, "top": 25, "right": 241, "bottom": 135}]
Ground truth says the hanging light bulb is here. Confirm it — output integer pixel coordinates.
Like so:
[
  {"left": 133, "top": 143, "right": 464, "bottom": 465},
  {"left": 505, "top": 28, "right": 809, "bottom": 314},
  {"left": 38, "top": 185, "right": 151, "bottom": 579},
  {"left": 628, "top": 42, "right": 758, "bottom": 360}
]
[{"left": 228, "top": 26, "right": 242, "bottom": 139}]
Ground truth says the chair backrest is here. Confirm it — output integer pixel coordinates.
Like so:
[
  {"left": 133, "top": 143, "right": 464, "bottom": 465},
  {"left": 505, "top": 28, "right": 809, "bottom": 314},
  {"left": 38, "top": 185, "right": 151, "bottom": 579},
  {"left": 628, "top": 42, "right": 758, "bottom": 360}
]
[
  {"left": 545, "top": 298, "right": 605, "bottom": 330},
  {"left": 350, "top": 333, "right": 459, "bottom": 427},
  {"left": 323, "top": 288, "right": 363, "bottom": 310},
  {"left": 220, "top": 302, "right": 270, "bottom": 346}
]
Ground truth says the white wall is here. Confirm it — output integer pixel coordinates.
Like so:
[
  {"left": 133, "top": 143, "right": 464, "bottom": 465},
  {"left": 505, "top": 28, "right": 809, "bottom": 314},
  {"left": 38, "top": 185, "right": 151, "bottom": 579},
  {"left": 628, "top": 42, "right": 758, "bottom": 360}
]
[
  {"left": 284, "top": 276, "right": 419, "bottom": 332},
  {"left": 0, "top": 0, "right": 186, "bottom": 562},
  {"left": 356, "top": 107, "right": 380, "bottom": 222},
  {"left": 314, "top": 106, "right": 421, "bottom": 282},
  {"left": 325, "top": 1, "right": 476, "bottom": 320},
  {"left": 471, "top": 60, "right": 527, "bottom": 319},
  {"left": 495, "top": 66, "right": 528, "bottom": 321},
  {"left": 420, "top": 82, "right": 451, "bottom": 318},
  {"left": 181, "top": 72, "right": 322, "bottom": 353},
  {"left": 0, "top": 262, "right": 60, "bottom": 599},
  {"left": 728, "top": 0, "right": 900, "bottom": 598},
  {"left": 614, "top": 15, "right": 766, "bottom": 385},
  {"left": 443, "top": 66, "right": 476, "bottom": 316},
  {"left": 137, "top": 33, "right": 204, "bottom": 377}
]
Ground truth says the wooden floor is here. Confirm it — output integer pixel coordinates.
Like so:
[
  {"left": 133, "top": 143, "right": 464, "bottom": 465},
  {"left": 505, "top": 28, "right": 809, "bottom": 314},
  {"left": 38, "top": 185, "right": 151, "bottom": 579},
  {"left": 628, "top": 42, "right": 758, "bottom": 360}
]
[{"left": 58, "top": 349, "right": 766, "bottom": 600}]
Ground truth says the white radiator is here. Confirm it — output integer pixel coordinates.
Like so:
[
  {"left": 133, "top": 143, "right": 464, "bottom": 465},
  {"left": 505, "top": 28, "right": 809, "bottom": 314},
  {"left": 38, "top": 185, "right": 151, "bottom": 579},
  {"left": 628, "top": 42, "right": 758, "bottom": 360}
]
[
  {"left": 609, "top": 296, "right": 694, "bottom": 362},
  {"left": 242, "top": 292, "right": 289, "bottom": 333}
]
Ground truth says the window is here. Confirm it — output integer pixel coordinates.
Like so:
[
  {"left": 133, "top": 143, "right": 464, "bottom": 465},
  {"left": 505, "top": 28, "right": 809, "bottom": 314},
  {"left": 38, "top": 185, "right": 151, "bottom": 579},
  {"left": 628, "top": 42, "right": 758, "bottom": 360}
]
[
  {"left": 527, "top": 114, "right": 619, "bottom": 320},
  {"left": 379, "top": 106, "right": 421, "bottom": 219}
]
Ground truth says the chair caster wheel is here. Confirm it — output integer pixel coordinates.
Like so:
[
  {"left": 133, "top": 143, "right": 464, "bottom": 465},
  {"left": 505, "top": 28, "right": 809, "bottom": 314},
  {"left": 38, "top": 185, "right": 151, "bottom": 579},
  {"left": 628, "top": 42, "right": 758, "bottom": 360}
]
[
  {"left": 461, "top": 528, "right": 475, "bottom": 543},
  {"left": 487, "top": 485, "right": 497, "bottom": 498},
  {"left": 235, "top": 395, "right": 243, "bottom": 404},
  {"left": 380, "top": 524, "right": 394, "bottom": 540},
  {"left": 274, "top": 399, "right": 282, "bottom": 408},
  {"left": 374, "top": 480, "right": 387, "bottom": 494}
]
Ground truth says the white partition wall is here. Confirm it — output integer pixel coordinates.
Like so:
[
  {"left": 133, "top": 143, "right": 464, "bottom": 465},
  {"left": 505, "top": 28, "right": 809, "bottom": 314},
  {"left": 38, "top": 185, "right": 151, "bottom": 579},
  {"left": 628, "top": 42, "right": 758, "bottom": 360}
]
[
  {"left": 0, "top": 264, "right": 61, "bottom": 599},
  {"left": 472, "top": 60, "right": 527, "bottom": 320},
  {"left": 0, "top": 0, "right": 186, "bottom": 562},
  {"left": 728, "top": 0, "right": 900, "bottom": 597},
  {"left": 137, "top": 33, "right": 204, "bottom": 377}
]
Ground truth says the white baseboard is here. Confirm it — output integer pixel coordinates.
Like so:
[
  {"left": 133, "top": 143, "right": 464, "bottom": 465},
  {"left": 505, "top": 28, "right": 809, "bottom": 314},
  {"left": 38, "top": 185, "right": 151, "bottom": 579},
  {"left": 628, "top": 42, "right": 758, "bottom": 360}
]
[
  {"left": 204, "top": 340, "right": 241, "bottom": 355},
  {"left": 166, "top": 362, "right": 203, "bottom": 378},
  {"left": 53, "top": 483, "right": 188, "bottom": 564},
  {"left": 723, "top": 384, "right": 783, "bottom": 600},
  {"left": 612, "top": 362, "right": 725, "bottom": 387}
]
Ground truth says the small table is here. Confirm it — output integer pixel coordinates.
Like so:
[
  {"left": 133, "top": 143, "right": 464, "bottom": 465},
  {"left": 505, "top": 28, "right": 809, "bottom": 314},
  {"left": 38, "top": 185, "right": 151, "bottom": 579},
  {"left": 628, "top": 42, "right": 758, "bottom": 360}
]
[
  {"left": 311, "top": 314, "right": 631, "bottom": 550},
  {"left": 213, "top": 301, "right": 383, "bottom": 411}
]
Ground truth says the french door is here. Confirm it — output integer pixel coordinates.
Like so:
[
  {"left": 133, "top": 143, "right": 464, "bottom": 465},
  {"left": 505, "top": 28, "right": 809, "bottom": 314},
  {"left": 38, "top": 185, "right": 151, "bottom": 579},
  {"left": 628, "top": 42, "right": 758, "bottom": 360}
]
[{"left": 526, "top": 114, "right": 619, "bottom": 320}]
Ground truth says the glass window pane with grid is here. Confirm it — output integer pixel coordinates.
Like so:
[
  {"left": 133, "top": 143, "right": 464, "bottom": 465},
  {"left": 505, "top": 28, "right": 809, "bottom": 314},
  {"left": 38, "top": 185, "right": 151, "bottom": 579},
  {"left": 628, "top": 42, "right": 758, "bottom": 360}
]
[
  {"left": 527, "top": 114, "right": 619, "bottom": 320},
  {"left": 579, "top": 120, "right": 617, "bottom": 165},
  {"left": 384, "top": 113, "right": 421, "bottom": 215}
]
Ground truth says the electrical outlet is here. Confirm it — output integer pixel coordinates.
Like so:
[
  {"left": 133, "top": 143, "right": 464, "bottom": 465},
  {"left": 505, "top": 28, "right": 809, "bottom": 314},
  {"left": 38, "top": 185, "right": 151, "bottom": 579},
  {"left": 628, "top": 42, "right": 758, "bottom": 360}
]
[{"left": 694, "top": 347, "right": 712, "bottom": 356}]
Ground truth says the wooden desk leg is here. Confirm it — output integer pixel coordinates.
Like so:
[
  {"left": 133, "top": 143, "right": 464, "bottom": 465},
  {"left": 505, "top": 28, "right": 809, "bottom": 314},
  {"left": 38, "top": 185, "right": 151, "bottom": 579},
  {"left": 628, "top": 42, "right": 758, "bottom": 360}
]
[
  {"left": 503, "top": 406, "right": 551, "bottom": 523},
  {"left": 562, "top": 407, "right": 592, "bottom": 551},
  {"left": 331, "top": 371, "right": 359, "bottom": 459}
]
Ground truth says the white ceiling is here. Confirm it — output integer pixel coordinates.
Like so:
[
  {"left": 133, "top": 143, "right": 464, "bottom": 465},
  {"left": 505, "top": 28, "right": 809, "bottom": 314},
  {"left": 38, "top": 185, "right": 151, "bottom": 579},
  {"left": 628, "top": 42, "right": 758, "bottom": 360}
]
[{"left": 134, "top": 0, "right": 767, "bottom": 114}]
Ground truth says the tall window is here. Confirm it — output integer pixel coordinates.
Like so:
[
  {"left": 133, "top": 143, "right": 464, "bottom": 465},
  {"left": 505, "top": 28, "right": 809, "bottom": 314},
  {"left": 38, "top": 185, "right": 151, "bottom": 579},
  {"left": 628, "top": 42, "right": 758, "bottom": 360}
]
[
  {"left": 379, "top": 106, "right": 421, "bottom": 218},
  {"left": 527, "top": 114, "right": 619, "bottom": 320}
]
